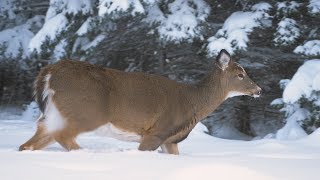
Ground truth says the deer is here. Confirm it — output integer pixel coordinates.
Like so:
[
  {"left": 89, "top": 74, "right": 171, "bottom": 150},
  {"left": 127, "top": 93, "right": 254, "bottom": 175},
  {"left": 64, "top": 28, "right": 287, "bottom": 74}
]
[{"left": 19, "top": 49, "right": 261, "bottom": 155}]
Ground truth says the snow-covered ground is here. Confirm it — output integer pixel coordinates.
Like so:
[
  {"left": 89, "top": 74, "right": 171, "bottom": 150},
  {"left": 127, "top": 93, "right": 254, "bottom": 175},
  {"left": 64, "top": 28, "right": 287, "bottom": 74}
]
[{"left": 0, "top": 108, "right": 320, "bottom": 180}]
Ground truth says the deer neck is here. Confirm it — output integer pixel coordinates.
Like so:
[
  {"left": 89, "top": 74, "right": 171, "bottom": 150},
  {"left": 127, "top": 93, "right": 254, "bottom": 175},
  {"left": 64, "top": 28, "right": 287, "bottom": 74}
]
[{"left": 187, "top": 69, "right": 228, "bottom": 121}]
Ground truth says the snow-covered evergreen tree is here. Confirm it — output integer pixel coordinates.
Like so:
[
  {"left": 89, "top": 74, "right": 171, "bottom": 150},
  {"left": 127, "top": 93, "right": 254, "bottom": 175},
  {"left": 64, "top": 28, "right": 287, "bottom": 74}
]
[
  {"left": 0, "top": 0, "right": 45, "bottom": 59},
  {"left": 23, "top": 0, "right": 212, "bottom": 61},
  {"left": 292, "top": 0, "right": 320, "bottom": 56},
  {"left": 272, "top": 1, "right": 301, "bottom": 49},
  {"left": 273, "top": 18, "right": 300, "bottom": 46},
  {"left": 144, "top": 0, "right": 210, "bottom": 43},
  {"left": 272, "top": 60, "right": 320, "bottom": 139},
  {"left": 1, "top": 0, "right": 320, "bottom": 139},
  {"left": 276, "top": 1, "right": 300, "bottom": 16}
]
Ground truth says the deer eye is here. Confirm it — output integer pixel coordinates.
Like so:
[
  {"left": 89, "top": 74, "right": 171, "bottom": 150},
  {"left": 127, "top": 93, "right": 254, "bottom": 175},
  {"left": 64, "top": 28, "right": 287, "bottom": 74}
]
[{"left": 237, "top": 73, "right": 244, "bottom": 80}]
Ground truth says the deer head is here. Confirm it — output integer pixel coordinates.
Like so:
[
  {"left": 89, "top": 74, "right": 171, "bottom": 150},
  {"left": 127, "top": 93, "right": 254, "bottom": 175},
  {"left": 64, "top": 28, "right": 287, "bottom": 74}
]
[{"left": 215, "top": 49, "right": 262, "bottom": 99}]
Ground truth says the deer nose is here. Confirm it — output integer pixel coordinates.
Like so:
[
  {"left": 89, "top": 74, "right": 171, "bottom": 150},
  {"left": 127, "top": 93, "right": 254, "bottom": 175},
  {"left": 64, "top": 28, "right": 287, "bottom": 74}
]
[{"left": 255, "top": 87, "right": 262, "bottom": 96}]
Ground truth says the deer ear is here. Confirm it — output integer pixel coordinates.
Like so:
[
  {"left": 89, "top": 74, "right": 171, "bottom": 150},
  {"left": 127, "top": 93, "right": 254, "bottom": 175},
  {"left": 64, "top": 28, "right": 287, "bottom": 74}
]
[{"left": 216, "top": 49, "right": 231, "bottom": 70}]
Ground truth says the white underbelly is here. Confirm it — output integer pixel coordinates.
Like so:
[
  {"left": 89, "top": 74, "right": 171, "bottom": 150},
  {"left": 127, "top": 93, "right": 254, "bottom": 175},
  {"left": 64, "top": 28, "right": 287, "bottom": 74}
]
[{"left": 94, "top": 123, "right": 141, "bottom": 142}]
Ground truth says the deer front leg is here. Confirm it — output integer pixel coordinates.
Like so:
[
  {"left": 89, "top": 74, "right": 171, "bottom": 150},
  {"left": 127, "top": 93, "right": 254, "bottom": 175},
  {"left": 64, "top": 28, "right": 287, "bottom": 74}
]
[
  {"left": 53, "top": 128, "right": 80, "bottom": 151},
  {"left": 138, "top": 135, "right": 163, "bottom": 151},
  {"left": 160, "top": 143, "right": 179, "bottom": 155},
  {"left": 139, "top": 116, "right": 177, "bottom": 152}
]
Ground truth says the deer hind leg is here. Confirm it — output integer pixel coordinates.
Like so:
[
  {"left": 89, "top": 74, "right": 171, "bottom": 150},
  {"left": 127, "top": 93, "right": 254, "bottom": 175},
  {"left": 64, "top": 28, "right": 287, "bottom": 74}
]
[
  {"left": 160, "top": 143, "right": 179, "bottom": 155},
  {"left": 53, "top": 128, "right": 80, "bottom": 151},
  {"left": 19, "top": 116, "right": 55, "bottom": 151}
]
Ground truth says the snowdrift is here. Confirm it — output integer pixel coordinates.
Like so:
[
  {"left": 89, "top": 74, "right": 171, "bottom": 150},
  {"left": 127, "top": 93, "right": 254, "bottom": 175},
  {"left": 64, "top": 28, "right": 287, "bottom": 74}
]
[{"left": 0, "top": 110, "right": 320, "bottom": 180}]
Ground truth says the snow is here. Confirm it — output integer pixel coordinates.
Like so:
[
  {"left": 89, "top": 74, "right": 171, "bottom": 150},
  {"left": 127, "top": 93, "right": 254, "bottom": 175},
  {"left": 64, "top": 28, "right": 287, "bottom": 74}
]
[
  {"left": 46, "top": 0, "right": 92, "bottom": 21},
  {"left": 98, "top": 0, "right": 144, "bottom": 16},
  {"left": 271, "top": 60, "right": 320, "bottom": 140},
  {"left": 53, "top": 39, "right": 68, "bottom": 60},
  {"left": 270, "top": 98, "right": 284, "bottom": 106},
  {"left": 308, "top": 0, "right": 320, "bottom": 14},
  {"left": 251, "top": 2, "right": 272, "bottom": 12},
  {"left": 76, "top": 18, "right": 93, "bottom": 36},
  {"left": 294, "top": 40, "right": 320, "bottom": 56},
  {"left": 207, "top": 2, "right": 271, "bottom": 55},
  {"left": 1, "top": 108, "right": 320, "bottom": 179},
  {"left": 21, "top": 102, "right": 40, "bottom": 122},
  {"left": 283, "top": 59, "right": 320, "bottom": 103},
  {"left": 29, "top": 13, "right": 69, "bottom": 53},
  {"left": 206, "top": 37, "right": 234, "bottom": 55},
  {"left": 29, "top": 0, "right": 93, "bottom": 55},
  {"left": 276, "top": 108, "right": 308, "bottom": 140},
  {"left": 65, "top": 0, "right": 93, "bottom": 15},
  {"left": 276, "top": 1, "right": 300, "bottom": 15},
  {"left": 0, "top": 26, "right": 33, "bottom": 58},
  {"left": 274, "top": 18, "right": 300, "bottom": 46},
  {"left": 72, "top": 37, "right": 90, "bottom": 53},
  {"left": 81, "top": 34, "right": 106, "bottom": 50},
  {"left": 145, "top": 0, "right": 210, "bottom": 43},
  {"left": 210, "top": 122, "right": 252, "bottom": 141},
  {"left": 0, "top": 0, "right": 17, "bottom": 19},
  {"left": 0, "top": 15, "right": 44, "bottom": 58}
]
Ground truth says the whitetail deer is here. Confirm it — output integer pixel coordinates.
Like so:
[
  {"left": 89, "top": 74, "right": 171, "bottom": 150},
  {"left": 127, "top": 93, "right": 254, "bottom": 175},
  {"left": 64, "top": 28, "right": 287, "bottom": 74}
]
[{"left": 19, "top": 49, "right": 261, "bottom": 154}]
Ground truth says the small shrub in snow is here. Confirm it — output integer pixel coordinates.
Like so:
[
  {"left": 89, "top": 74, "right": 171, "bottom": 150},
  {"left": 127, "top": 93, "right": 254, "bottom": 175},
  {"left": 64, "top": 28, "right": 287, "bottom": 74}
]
[
  {"left": 294, "top": 40, "right": 320, "bottom": 56},
  {"left": 271, "top": 60, "right": 320, "bottom": 139},
  {"left": 273, "top": 18, "right": 300, "bottom": 46},
  {"left": 207, "top": 2, "right": 272, "bottom": 56}
]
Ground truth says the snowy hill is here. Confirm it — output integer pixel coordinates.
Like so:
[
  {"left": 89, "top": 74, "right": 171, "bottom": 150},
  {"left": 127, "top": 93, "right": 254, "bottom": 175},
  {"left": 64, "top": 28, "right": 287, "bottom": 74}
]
[{"left": 1, "top": 109, "right": 320, "bottom": 180}]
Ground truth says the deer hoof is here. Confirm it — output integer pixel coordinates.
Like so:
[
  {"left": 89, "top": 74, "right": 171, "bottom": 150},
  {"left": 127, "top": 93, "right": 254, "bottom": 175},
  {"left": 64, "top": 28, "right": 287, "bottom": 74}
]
[{"left": 19, "top": 145, "right": 34, "bottom": 151}]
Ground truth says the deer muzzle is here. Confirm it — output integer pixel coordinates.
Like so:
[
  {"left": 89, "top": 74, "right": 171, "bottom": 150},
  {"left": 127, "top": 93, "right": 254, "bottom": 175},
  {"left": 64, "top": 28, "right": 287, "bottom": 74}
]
[{"left": 251, "top": 86, "right": 262, "bottom": 98}]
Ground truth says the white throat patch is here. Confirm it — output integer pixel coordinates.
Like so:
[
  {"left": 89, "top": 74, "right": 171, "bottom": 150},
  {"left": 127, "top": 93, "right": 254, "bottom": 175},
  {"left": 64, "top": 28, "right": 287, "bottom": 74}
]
[{"left": 226, "top": 91, "right": 246, "bottom": 99}]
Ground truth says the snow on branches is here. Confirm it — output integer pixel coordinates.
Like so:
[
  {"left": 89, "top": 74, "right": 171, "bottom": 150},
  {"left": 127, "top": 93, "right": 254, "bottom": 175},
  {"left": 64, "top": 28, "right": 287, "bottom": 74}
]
[
  {"left": 29, "top": 13, "right": 68, "bottom": 53},
  {"left": 308, "top": 0, "right": 320, "bottom": 15},
  {"left": 273, "top": 18, "right": 300, "bottom": 46},
  {"left": 46, "top": 0, "right": 93, "bottom": 21},
  {"left": 207, "top": 2, "right": 272, "bottom": 56},
  {"left": 0, "top": 15, "right": 44, "bottom": 58},
  {"left": 276, "top": 1, "right": 300, "bottom": 16},
  {"left": 24, "top": 0, "right": 211, "bottom": 60},
  {"left": 98, "top": 0, "right": 144, "bottom": 16},
  {"left": 145, "top": 0, "right": 210, "bottom": 43},
  {"left": 0, "top": 0, "right": 319, "bottom": 61},
  {"left": 294, "top": 40, "right": 320, "bottom": 56},
  {"left": 272, "top": 60, "right": 320, "bottom": 138}
]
